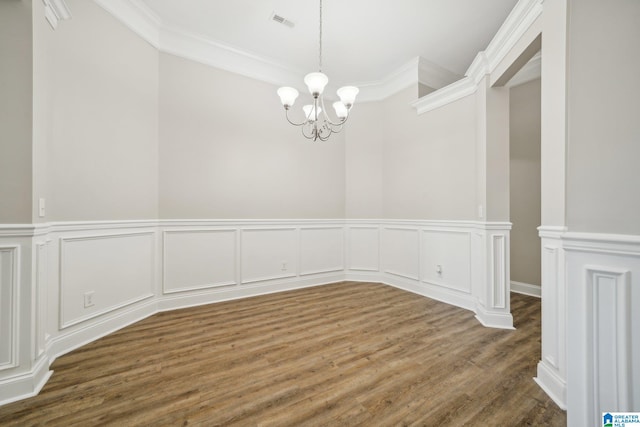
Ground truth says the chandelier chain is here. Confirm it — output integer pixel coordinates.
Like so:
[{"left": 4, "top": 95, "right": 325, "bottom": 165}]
[{"left": 319, "top": 0, "right": 322, "bottom": 72}]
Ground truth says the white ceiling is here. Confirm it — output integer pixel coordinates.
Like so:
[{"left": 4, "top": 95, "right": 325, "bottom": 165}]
[{"left": 140, "top": 0, "right": 519, "bottom": 87}]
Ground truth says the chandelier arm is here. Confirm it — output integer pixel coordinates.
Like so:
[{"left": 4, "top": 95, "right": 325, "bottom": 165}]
[
  {"left": 318, "top": 95, "right": 343, "bottom": 127},
  {"left": 285, "top": 108, "right": 308, "bottom": 127},
  {"left": 317, "top": 127, "right": 332, "bottom": 141},
  {"left": 301, "top": 122, "right": 315, "bottom": 140}
]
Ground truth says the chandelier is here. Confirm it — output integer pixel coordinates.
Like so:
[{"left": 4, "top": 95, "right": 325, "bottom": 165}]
[{"left": 276, "top": 0, "right": 359, "bottom": 142}]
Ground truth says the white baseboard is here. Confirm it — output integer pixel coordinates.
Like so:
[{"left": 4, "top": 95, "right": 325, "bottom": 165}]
[
  {"left": 510, "top": 280, "right": 541, "bottom": 298},
  {"left": 535, "top": 360, "right": 567, "bottom": 410},
  {"left": 157, "top": 275, "right": 344, "bottom": 312},
  {"left": 380, "top": 273, "right": 476, "bottom": 312},
  {"left": 48, "top": 298, "right": 158, "bottom": 363},
  {"left": 0, "top": 357, "right": 52, "bottom": 407},
  {"left": 474, "top": 304, "right": 515, "bottom": 330}
]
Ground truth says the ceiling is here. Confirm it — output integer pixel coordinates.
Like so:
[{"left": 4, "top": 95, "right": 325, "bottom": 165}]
[{"left": 139, "top": 0, "right": 519, "bottom": 87}]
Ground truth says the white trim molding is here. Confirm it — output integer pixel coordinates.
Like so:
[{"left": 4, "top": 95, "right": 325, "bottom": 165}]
[
  {"left": 563, "top": 232, "right": 640, "bottom": 427},
  {"left": 510, "top": 280, "right": 541, "bottom": 298},
  {"left": 534, "top": 227, "right": 640, "bottom": 424},
  {"left": 474, "top": 227, "right": 514, "bottom": 330},
  {"left": 412, "top": 0, "right": 543, "bottom": 114},
  {"left": 0, "top": 246, "right": 20, "bottom": 372},
  {"left": 535, "top": 226, "right": 567, "bottom": 410}
]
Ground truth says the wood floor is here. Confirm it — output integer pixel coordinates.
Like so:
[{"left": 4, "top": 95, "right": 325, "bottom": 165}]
[{"left": 0, "top": 282, "right": 565, "bottom": 426}]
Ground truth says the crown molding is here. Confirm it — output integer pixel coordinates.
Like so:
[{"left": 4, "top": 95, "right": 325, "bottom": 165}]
[
  {"left": 418, "top": 58, "right": 462, "bottom": 90},
  {"left": 353, "top": 57, "right": 462, "bottom": 103},
  {"left": 410, "top": 76, "right": 477, "bottom": 115},
  {"left": 43, "top": 0, "right": 72, "bottom": 30},
  {"left": 91, "top": 1, "right": 462, "bottom": 102},
  {"left": 92, "top": 0, "right": 540, "bottom": 105},
  {"left": 355, "top": 58, "right": 421, "bottom": 102},
  {"left": 412, "top": 0, "right": 543, "bottom": 115},
  {"left": 93, "top": 0, "right": 160, "bottom": 47},
  {"left": 481, "top": 0, "right": 543, "bottom": 74},
  {"left": 466, "top": 52, "right": 491, "bottom": 85},
  {"left": 159, "top": 24, "right": 304, "bottom": 90}
]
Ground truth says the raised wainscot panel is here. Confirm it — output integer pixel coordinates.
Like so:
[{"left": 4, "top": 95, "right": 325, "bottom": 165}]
[
  {"left": 59, "top": 232, "right": 156, "bottom": 329},
  {"left": 347, "top": 227, "right": 379, "bottom": 272},
  {"left": 421, "top": 230, "right": 471, "bottom": 293},
  {"left": 586, "top": 266, "right": 632, "bottom": 420},
  {"left": 0, "top": 246, "right": 18, "bottom": 371},
  {"left": 163, "top": 229, "right": 237, "bottom": 293},
  {"left": 299, "top": 227, "right": 344, "bottom": 276},
  {"left": 381, "top": 227, "right": 420, "bottom": 280},
  {"left": 241, "top": 228, "right": 297, "bottom": 284},
  {"left": 35, "top": 241, "right": 49, "bottom": 359}
]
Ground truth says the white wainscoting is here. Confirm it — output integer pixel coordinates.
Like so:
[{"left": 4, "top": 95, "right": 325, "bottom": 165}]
[
  {"left": 421, "top": 229, "right": 471, "bottom": 294},
  {"left": 34, "top": 240, "right": 50, "bottom": 360},
  {"left": 0, "top": 246, "right": 19, "bottom": 372},
  {"left": 381, "top": 226, "right": 421, "bottom": 281},
  {"left": 299, "top": 227, "right": 344, "bottom": 276},
  {"left": 563, "top": 233, "right": 640, "bottom": 427},
  {"left": 371, "top": 221, "right": 507, "bottom": 314},
  {"left": 59, "top": 231, "right": 156, "bottom": 329},
  {"left": 474, "top": 227, "right": 514, "bottom": 329},
  {"left": 163, "top": 229, "right": 237, "bottom": 293},
  {"left": 241, "top": 228, "right": 298, "bottom": 284},
  {"left": 0, "top": 218, "right": 514, "bottom": 408},
  {"left": 535, "top": 227, "right": 567, "bottom": 411},
  {"left": 346, "top": 226, "right": 379, "bottom": 272}
]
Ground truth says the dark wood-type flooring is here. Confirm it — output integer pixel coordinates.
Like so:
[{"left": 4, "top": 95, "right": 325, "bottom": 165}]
[{"left": 0, "top": 281, "right": 565, "bottom": 426}]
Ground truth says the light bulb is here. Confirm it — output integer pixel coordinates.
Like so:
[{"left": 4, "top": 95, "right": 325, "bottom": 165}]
[
  {"left": 277, "top": 87, "right": 299, "bottom": 108},
  {"left": 304, "top": 72, "right": 329, "bottom": 96},
  {"left": 333, "top": 102, "right": 348, "bottom": 119},
  {"left": 337, "top": 86, "right": 359, "bottom": 107}
]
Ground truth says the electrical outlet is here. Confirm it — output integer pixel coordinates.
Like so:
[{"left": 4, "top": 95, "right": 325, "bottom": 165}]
[
  {"left": 436, "top": 265, "right": 443, "bottom": 276},
  {"left": 84, "top": 291, "right": 95, "bottom": 308},
  {"left": 281, "top": 262, "right": 288, "bottom": 271}
]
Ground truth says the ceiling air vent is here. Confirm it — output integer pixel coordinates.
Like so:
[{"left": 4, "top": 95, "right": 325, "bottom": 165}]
[{"left": 270, "top": 12, "right": 295, "bottom": 29}]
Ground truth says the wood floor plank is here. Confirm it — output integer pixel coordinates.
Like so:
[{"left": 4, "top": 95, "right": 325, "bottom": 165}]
[{"left": 0, "top": 281, "right": 566, "bottom": 426}]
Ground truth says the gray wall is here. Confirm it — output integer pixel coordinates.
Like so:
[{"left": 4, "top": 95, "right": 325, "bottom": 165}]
[
  {"left": 158, "top": 53, "right": 345, "bottom": 219},
  {"left": 566, "top": 0, "right": 640, "bottom": 234},
  {"left": 346, "top": 86, "right": 477, "bottom": 221},
  {"left": 41, "top": 0, "right": 159, "bottom": 221},
  {"left": 510, "top": 79, "right": 541, "bottom": 286},
  {"left": 0, "top": 0, "right": 33, "bottom": 223},
  {"left": 382, "top": 87, "right": 477, "bottom": 220},
  {"left": 345, "top": 100, "right": 384, "bottom": 218}
]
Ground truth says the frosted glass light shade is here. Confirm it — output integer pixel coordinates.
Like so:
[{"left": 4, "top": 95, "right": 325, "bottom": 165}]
[
  {"left": 333, "top": 102, "right": 348, "bottom": 119},
  {"left": 277, "top": 87, "right": 299, "bottom": 107},
  {"left": 303, "top": 104, "right": 322, "bottom": 120},
  {"left": 304, "top": 72, "right": 329, "bottom": 96},
  {"left": 337, "top": 86, "right": 359, "bottom": 107}
]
